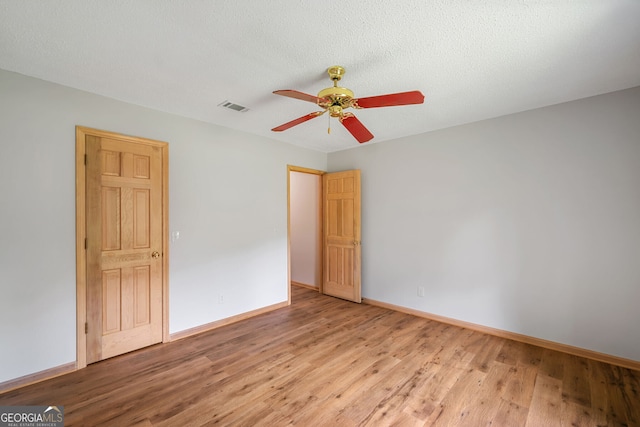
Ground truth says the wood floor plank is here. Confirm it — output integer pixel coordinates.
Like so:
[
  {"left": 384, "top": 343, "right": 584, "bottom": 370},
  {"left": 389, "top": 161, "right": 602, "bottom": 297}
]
[
  {"left": 360, "top": 360, "right": 441, "bottom": 425},
  {"left": 467, "top": 334, "right": 504, "bottom": 373},
  {"left": 380, "top": 411, "right": 425, "bottom": 427},
  {"left": 606, "top": 364, "right": 640, "bottom": 426},
  {"left": 562, "top": 400, "right": 595, "bottom": 427},
  {"left": 404, "top": 363, "right": 461, "bottom": 421},
  {"left": 538, "top": 347, "right": 566, "bottom": 380},
  {"left": 0, "top": 285, "right": 638, "bottom": 426},
  {"left": 324, "top": 356, "right": 429, "bottom": 426},
  {"left": 525, "top": 374, "right": 563, "bottom": 427},
  {"left": 503, "top": 362, "right": 538, "bottom": 408},
  {"left": 619, "top": 366, "right": 640, "bottom": 426},
  {"left": 479, "top": 361, "right": 521, "bottom": 414},
  {"left": 492, "top": 398, "right": 529, "bottom": 426},
  {"left": 562, "top": 354, "right": 592, "bottom": 408},
  {"left": 589, "top": 359, "right": 613, "bottom": 426},
  {"left": 424, "top": 367, "right": 488, "bottom": 426}
]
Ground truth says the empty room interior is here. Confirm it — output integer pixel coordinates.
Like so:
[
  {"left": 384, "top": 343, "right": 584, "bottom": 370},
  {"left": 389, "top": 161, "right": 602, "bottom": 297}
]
[{"left": 0, "top": 1, "right": 639, "bottom": 425}]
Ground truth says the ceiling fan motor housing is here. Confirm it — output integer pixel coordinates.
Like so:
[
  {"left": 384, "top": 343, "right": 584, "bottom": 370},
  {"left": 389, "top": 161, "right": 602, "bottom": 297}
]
[
  {"left": 317, "top": 87, "right": 355, "bottom": 116},
  {"left": 317, "top": 66, "right": 355, "bottom": 116}
]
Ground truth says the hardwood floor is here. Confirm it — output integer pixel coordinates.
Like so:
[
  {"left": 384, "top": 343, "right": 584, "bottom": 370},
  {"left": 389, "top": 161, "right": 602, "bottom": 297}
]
[{"left": 1, "top": 285, "right": 638, "bottom": 426}]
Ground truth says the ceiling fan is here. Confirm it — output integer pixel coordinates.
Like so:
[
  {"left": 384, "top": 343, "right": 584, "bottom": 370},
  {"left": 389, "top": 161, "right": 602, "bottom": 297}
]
[{"left": 271, "top": 66, "right": 425, "bottom": 143}]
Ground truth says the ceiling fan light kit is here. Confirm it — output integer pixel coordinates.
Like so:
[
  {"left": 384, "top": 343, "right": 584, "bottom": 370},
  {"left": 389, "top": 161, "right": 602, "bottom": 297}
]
[{"left": 272, "top": 65, "right": 424, "bottom": 144}]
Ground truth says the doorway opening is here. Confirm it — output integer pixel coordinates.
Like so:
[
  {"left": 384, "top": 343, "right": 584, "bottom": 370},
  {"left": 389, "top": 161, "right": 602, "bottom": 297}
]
[
  {"left": 287, "top": 166, "right": 324, "bottom": 303},
  {"left": 287, "top": 165, "right": 362, "bottom": 304}
]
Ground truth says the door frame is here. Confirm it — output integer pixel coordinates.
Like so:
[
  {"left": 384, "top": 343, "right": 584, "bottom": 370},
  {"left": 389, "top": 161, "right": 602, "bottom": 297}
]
[
  {"left": 75, "top": 126, "right": 170, "bottom": 369},
  {"left": 287, "top": 165, "right": 324, "bottom": 303}
]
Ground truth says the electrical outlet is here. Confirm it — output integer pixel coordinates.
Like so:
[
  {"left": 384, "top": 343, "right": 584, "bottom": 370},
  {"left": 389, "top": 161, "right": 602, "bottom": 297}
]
[
  {"left": 417, "top": 286, "right": 425, "bottom": 297},
  {"left": 217, "top": 294, "right": 224, "bottom": 304}
]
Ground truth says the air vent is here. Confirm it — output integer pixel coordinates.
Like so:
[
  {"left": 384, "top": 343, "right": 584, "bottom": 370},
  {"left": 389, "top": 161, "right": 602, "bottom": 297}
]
[{"left": 218, "top": 100, "right": 250, "bottom": 113}]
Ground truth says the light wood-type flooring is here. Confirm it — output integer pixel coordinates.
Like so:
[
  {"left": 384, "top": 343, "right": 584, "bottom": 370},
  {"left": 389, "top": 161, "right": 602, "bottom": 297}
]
[{"left": 1, "top": 285, "right": 638, "bottom": 426}]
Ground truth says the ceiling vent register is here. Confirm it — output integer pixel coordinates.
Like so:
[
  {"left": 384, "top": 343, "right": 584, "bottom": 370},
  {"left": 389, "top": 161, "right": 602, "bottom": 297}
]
[{"left": 218, "top": 101, "right": 250, "bottom": 112}]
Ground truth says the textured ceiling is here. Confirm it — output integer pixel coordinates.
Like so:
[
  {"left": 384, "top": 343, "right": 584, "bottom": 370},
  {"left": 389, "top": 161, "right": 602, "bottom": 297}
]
[{"left": 1, "top": 1, "right": 639, "bottom": 152}]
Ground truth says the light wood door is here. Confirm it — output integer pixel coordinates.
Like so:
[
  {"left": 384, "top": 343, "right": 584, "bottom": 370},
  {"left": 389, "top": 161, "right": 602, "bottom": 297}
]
[
  {"left": 85, "top": 134, "right": 164, "bottom": 363},
  {"left": 323, "top": 170, "right": 361, "bottom": 303}
]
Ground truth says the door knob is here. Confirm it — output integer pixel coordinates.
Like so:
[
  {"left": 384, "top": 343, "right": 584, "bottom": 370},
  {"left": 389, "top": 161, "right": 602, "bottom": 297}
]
[{"left": 151, "top": 251, "right": 160, "bottom": 259}]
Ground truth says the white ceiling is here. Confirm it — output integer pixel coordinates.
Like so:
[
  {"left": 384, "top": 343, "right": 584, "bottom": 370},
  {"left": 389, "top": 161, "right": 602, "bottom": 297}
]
[{"left": 1, "top": 1, "right": 639, "bottom": 152}]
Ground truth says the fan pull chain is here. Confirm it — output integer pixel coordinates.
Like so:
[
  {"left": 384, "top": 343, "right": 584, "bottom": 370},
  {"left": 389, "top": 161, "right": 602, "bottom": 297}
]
[{"left": 327, "top": 113, "right": 331, "bottom": 134}]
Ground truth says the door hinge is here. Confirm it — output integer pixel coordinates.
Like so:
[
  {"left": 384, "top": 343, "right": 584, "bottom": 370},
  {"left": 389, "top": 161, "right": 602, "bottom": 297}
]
[
  {"left": 84, "top": 154, "right": 87, "bottom": 165},
  {"left": 85, "top": 238, "right": 87, "bottom": 249},
  {"left": 85, "top": 322, "right": 88, "bottom": 334}
]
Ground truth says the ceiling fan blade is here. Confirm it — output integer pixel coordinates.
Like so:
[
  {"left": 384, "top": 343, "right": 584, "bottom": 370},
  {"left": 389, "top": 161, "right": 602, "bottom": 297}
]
[
  {"left": 271, "top": 111, "right": 324, "bottom": 132},
  {"left": 340, "top": 114, "right": 374, "bottom": 143},
  {"left": 273, "top": 90, "right": 327, "bottom": 104},
  {"left": 354, "top": 90, "right": 425, "bottom": 108}
]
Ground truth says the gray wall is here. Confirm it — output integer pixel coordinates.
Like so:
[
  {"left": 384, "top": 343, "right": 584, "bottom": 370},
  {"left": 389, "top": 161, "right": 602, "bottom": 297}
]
[
  {"left": 0, "top": 69, "right": 326, "bottom": 383},
  {"left": 329, "top": 86, "right": 640, "bottom": 361},
  {"left": 2, "top": 66, "right": 638, "bottom": 385}
]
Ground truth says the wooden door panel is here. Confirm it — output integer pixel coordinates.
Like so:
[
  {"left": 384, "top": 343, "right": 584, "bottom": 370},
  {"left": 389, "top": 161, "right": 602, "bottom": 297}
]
[
  {"left": 327, "top": 200, "right": 339, "bottom": 235},
  {"left": 323, "top": 170, "right": 361, "bottom": 303},
  {"left": 119, "top": 268, "right": 135, "bottom": 331},
  {"left": 86, "top": 134, "right": 164, "bottom": 363},
  {"left": 102, "top": 187, "right": 121, "bottom": 250},
  {"left": 344, "top": 248, "right": 354, "bottom": 287},
  {"left": 133, "top": 154, "right": 150, "bottom": 178},
  {"left": 327, "top": 201, "right": 355, "bottom": 236},
  {"left": 327, "top": 246, "right": 339, "bottom": 283},
  {"left": 342, "top": 199, "right": 354, "bottom": 237},
  {"left": 102, "top": 150, "right": 121, "bottom": 176},
  {"left": 133, "top": 266, "right": 151, "bottom": 327},
  {"left": 133, "top": 188, "right": 150, "bottom": 248},
  {"left": 102, "top": 269, "right": 121, "bottom": 334}
]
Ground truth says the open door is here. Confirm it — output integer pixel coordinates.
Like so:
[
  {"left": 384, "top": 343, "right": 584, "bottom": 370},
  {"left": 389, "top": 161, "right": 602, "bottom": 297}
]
[{"left": 322, "top": 170, "right": 361, "bottom": 303}]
